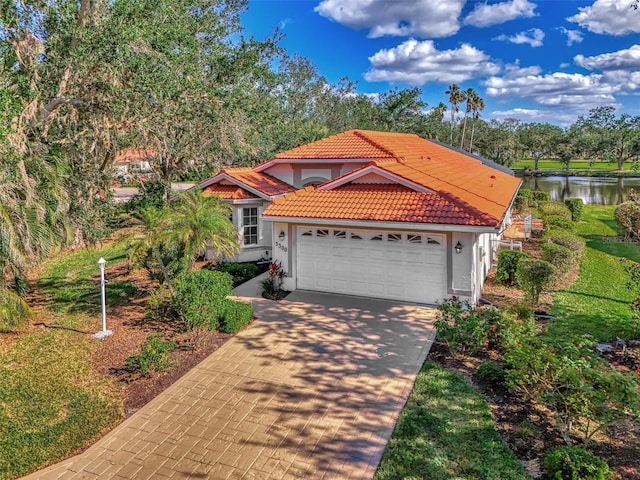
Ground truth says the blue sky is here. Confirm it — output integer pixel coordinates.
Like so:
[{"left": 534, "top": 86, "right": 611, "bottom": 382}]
[{"left": 241, "top": 0, "right": 640, "bottom": 126}]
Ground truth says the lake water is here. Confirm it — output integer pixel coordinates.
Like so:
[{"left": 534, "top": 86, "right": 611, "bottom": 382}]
[{"left": 519, "top": 176, "right": 640, "bottom": 205}]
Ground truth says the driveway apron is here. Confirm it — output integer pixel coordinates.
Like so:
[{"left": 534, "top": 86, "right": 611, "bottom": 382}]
[{"left": 22, "top": 291, "right": 436, "bottom": 480}]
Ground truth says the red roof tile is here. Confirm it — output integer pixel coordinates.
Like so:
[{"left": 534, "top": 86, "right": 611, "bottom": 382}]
[
  {"left": 202, "top": 184, "right": 258, "bottom": 200},
  {"left": 206, "top": 167, "right": 296, "bottom": 198},
  {"left": 274, "top": 130, "right": 396, "bottom": 160},
  {"left": 263, "top": 184, "right": 497, "bottom": 226}
]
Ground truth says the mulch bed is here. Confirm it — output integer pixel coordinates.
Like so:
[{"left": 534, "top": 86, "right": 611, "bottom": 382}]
[{"left": 442, "top": 235, "right": 640, "bottom": 479}]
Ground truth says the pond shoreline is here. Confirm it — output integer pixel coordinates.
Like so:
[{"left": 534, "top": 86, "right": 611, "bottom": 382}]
[{"left": 514, "top": 169, "right": 639, "bottom": 178}]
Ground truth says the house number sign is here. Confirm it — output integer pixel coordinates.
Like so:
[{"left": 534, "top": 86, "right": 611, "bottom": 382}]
[{"left": 275, "top": 241, "right": 288, "bottom": 253}]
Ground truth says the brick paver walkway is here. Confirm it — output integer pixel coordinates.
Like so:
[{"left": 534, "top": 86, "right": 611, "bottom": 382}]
[{"left": 23, "top": 291, "right": 436, "bottom": 480}]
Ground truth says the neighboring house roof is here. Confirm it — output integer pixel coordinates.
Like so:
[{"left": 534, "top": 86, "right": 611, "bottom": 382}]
[
  {"left": 198, "top": 167, "right": 296, "bottom": 200},
  {"left": 262, "top": 130, "right": 521, "bottom": 227},
  {"left": 114, "top": 148, "right": 158, "bottom": 165},
  {"left": 263, "top": 183, "right": 496, "bottom": 225},
  {"left": 202, "top": 184, "right": 258, "bottom": 200}
]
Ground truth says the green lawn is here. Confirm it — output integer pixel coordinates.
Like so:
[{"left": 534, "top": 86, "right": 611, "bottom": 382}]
[
  {"left": 550, "top": 205, "right": 639, "bottom": 341},
  {"left": 0, "top": 243, "right": 131, "bottom": 480},
  {"left": 374, "top": 362, "right": 528, "bottom": 480}
]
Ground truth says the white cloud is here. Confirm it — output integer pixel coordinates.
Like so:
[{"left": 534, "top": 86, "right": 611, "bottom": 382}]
[
  {"left": 464, "top": 0, "right": 537, "bottom": 28},
  {"left": 574, "top": 45, "right": 640, "bottom": 71},
  {"left": 494, "top": 28, "right": 545, "bottom": 47},
  {"left": 484, "top": 69, "right": 619, "bottom": 109},
  {"left": 558, "top": 27, "right": 584, "bottom": 46},
  {"left": 364, "top": 39, "right": 500, "bottom": 85},
  {"left": 314, "top": 0, "right": 465, "bottom": 38},
  {"left": 491, "top": 108, "right": 581, "bottom": 126},
  {"left": 568, "top": 0, "right": 640, "bottom": 35}
]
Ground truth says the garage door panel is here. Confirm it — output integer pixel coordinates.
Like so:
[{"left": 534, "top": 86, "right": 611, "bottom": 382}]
[{"left": 296, "top": 226, "right": 446, "bottom": 304}]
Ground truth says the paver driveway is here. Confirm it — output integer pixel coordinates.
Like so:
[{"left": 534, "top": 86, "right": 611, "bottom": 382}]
[{"left": 23, "top": 291, "right": 436, "bottom": 480}]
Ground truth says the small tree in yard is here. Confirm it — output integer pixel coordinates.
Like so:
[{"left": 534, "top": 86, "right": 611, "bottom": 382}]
[
  {"left": 516, "top": 259, "right": 556, "bottom": 306},
  {"left": 615, "top": 190, "right": 640, "bottom": 239},
  {"left": 506, "top": 339, "right": 640, "bottom": 445}
]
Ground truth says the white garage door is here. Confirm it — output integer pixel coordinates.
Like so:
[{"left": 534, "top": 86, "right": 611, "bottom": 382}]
[{"left": 296, "top": 226, "right": 447, "bottom": 304}]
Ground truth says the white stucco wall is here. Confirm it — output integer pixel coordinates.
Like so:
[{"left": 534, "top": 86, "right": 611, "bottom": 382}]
[
  {"left": 263, "top": 164, "right": 294, "bottom": 185},
  {"left": 270, "top": 221, "right": 296, "bottom": 291},
  {"left": 450, "top": 232, "right": 474, "bottom": 297}
]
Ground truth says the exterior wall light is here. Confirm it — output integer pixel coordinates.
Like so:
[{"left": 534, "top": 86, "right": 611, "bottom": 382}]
[
  {"left": 278, "top": 231, "right": 286, "bottom": 241},
  {"left": 455, "top": 241, "right": 463, "bottom": 254}
]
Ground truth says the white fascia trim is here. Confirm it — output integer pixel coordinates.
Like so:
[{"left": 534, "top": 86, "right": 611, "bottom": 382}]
[
  {"left": 261, "top": 216, "right": 498, "bottom": 233},
  {"left": 225, "top": 198, "right": 265, "bottom": 206},
  {"left": 254, "top": 157, "right": 375, "bottom": 173},
  {"left": 317, "top": 165, "right": 434, "bottom": 193},
  {"left": 198, "top": 173, "right": 271, "bottom": 201}
]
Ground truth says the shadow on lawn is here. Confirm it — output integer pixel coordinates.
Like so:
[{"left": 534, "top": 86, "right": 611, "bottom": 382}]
[{"left": 36, "top": 276, "right": 137, "bottom": 315}]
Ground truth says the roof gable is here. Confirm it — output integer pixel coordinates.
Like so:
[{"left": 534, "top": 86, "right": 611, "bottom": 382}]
[{"left": 198, "top": 167, "right": 296, "bottom": 200}]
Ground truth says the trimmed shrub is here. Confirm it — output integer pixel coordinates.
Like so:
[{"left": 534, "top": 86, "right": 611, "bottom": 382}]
[
  {"left": 513, "top": 195, "right": 528, "bottom": 213},
  {"left": 476, "top": 361, "right": 507, "bottom": 389},
  {"left": 531, "top": 190, "right": 550, "bottom": 202},
  {"left": 542, "top": 241, "right": 575, "bottom": 270},
  {"left": 172, "top": 270, "right": 233, "bottom": 331},
  {"left": 516, "top": 258, "right": 556, "bottom": 306},
  {"left": 615, "top": 200, "right": 640, "bottom": 239},
  {"left": 543, "top": 446, "right": 611, "bottom": 480},
  {"left": 126, "top": 334, "right": 176, "bottom": 373},
  {"left": 495, "top": 250, "right": 530, "bottom": 286},
  {"left": 544, "top": 214, "right": 575, "bottom": 231},
  {"left": 218, "top": 299, "right": 254, "bottom": 333},
  {"left": 565, "top": 197, "right": 584, "bottom": 222},
  {"left": 543, "top": 229, "right": 585, "bottom": 254},
  {"left": 539, "top": 201, "right": 572, "bottom": 220},
  {"left": 217, "top": 262, "right": 259, "bottom": 285}
]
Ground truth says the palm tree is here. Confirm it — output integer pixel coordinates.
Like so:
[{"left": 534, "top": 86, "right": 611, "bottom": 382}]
[
  {"left": 469, "top": 92, "right": 485, "bottom": 153},
  {"left": 460, "top": 87, "right": 476, "bottom": 150},
  {"left": 445, "top": 84, "right": 466, "bottom": 146},
  {"left": 160, "top": 190, "right": 239, "bottom": 271}
]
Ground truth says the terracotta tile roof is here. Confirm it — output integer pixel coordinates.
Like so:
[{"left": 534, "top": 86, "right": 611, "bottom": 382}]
[
  {"left": 273, "top": 130, "right": 397, "bottom": 160},
  {"left": 114, "top": 148, "right": 158, "bottom": 164},
  {"left": 301, "top": 130, "right": 520, "bottom": 224},
  {"left": 217, "top": 167, "right": 296, "bottom": 198},
  {"left": 263, "top": 184, "right": 497, "bottom": 226},
  {"left": 202, "top": 184, "right": 258, "bottom": 200}
]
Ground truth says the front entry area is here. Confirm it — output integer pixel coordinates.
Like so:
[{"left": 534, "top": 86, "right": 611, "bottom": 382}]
[{"left": 296, "top": 226, "right": 447, "bottom": 304}]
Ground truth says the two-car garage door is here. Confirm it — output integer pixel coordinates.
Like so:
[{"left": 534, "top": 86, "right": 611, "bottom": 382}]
[{"left": 296, "top": 226, "right": 446, "bottom": 304}]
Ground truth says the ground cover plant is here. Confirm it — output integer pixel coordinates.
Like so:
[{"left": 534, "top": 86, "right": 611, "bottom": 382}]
[{"left": 374, "top": 362, "right": 528, "bottom": 480}]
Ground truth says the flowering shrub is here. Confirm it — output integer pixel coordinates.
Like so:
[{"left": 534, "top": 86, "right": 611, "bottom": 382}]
[{"left": 261, "top": 261, "right": 285, "bottom": 297}]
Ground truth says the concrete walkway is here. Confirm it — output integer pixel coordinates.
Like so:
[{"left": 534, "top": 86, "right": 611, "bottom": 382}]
[{"left": 23, "top": 290, "right": 436, "bottom": 480}]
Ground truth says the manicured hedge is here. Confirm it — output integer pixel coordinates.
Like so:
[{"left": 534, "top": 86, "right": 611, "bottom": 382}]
[
  {"left": 172, "top": 270, "right": 233, "bottom": 331},
  {"left": 218, "top": 299, "right": 254, "bottom": 333},
  {"left": 542, "top": 241, "right": 575, "bottom": 270},
  {"left": 496, "top": 250, "right": 530, "bottom": 286},
  {"left": 564, "top": 197, "right": 584, "bottom": 222}
]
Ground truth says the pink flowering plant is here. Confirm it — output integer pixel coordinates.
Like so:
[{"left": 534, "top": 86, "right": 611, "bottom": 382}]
[{"left": 261, "top": 261, "right": 285, "bottom": 298}]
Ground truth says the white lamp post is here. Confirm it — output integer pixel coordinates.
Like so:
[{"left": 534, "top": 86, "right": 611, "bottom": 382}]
[{"left": 93, "top": 257, "right": 113, "bottom": 339}]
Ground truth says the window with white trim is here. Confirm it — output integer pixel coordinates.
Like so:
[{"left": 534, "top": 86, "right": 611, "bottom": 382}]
[{"left": 242, "top": 207, "right": 258, "bottom": 245}]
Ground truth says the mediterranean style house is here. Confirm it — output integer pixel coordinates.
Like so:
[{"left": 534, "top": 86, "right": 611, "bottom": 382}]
[{"left": 196, "top": 130, "right": 521, "bottom": 305}]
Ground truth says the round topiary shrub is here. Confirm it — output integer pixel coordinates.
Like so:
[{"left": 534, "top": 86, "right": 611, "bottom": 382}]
[
  {"left": 543, "top": 446, "right": 611, "bottom": 480},
  {"left": 531, "top": 190, "right": 550, "bottom": 202},
  {"left": 496, "top": 250, "right": 530, "bottom": 286},
  {"left": 516, "top": 258, "right": 556, "bottom": 306},
  {"left": 564, "top": 197, "right": 584, "bottom": 222},
  {"left": 542, "top": 241, "right": 575, "bottom": 270}
]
